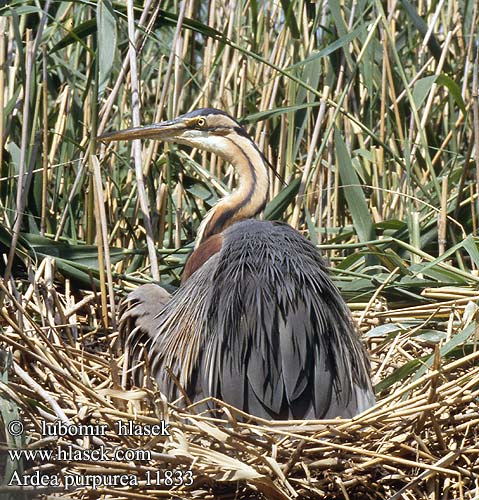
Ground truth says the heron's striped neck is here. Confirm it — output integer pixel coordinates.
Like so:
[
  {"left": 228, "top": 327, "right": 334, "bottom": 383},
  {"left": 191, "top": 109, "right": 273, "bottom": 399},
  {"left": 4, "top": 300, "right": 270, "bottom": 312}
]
[{"left": 195, "top": 134, "right": 269, "bottom": 247}]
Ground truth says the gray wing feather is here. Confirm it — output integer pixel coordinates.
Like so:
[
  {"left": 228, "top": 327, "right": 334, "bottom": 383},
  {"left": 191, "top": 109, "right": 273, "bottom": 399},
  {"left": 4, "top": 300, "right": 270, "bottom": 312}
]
[
  {"left": 118, "top": 283, "right": 171, "bottom": 380},
  {"left": 203, "top": 220, "right": 374, "bottom": 419},
  {"left": 119, "top": 284, "right": 171, "bottom": 333},
  {"left": 279, "top": 308, "right": 308, "bottom": 400},
  {"left": 121, "top": 220, "right": 375, "bottom": 419}
]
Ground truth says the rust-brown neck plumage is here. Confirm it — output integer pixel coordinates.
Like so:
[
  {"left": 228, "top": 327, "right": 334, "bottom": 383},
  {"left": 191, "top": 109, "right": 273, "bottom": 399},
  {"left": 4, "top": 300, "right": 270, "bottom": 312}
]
[{"left": 195, "top": 133, "right": 269, "bottom": 247}]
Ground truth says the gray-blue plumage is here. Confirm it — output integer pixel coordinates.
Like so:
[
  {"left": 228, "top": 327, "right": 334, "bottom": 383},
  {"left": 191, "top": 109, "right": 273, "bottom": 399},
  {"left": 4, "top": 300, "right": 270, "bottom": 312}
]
[
  {"left": 121, "top": 219, "right": 374, "bottom": 419},
  {"left": 106, "top": 107, "right": 376, "bottom": 420}
]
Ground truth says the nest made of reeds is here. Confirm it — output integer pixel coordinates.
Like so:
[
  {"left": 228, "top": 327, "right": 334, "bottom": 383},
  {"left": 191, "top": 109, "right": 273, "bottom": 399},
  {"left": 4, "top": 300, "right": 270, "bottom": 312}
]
[{"left": 0, "top": 272, "right": 478, "bottom": 500}]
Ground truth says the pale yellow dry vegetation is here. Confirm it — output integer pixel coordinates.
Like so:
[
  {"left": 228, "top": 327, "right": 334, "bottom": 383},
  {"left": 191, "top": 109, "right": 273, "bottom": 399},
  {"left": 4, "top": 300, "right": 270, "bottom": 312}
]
[{"left": 0, "top": 0, "right": 479, "bottom": 498}]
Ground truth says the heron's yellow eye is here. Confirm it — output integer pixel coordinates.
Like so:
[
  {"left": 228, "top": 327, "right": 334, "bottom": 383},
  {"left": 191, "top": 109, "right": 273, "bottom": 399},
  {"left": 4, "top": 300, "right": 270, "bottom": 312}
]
[{"left": 196, "top": 117, "right": 206, "bottom": 128}]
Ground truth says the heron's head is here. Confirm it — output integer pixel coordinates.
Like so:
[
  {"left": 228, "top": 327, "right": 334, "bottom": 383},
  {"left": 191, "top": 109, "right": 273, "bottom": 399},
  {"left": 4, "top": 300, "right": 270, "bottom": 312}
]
[
  {"left": 100, "top": 108, "right": 270, "bottom": 245},
  {"left": 98, "top": 108, "right": 250, "bottom": 157}
]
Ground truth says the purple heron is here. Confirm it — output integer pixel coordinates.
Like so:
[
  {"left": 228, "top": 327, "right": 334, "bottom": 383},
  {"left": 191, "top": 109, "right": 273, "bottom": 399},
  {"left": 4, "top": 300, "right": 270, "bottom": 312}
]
[{"left": 100, "top": 108, "right": 375, "bottom": 420}]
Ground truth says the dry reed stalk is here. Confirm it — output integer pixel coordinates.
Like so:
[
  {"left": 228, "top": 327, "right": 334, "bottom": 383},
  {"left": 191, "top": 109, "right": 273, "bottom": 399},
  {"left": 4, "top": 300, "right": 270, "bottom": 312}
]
[
  {"left": 1, "top": 32, "right": 32, "bottom": 297},
  {"left": 98, "top": 0, "right": 157, "bottom": 137},
  {"left": 92, "top": 155, "right": 117, "bottom": 328},
  {"left": 0, "top": 18, "right": 5, "bottom": 190},
  {"left": 41, "top": 45, "right": 48, "bottom": 236},
  {"left": 125, "top": 0, "right": 160, "bottom": 282}
]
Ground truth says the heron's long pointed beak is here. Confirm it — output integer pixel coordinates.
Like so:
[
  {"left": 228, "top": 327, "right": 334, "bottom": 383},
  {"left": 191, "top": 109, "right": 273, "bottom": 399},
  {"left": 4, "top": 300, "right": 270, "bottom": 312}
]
[{"left": 98, "top": 119, "right": 185, "bottom": 143}]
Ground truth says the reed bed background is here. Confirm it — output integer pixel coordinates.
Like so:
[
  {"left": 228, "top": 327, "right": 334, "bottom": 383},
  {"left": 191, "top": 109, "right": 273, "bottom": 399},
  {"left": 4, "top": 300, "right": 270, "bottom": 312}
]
[{"left": 0, "top": 0, "right": 478, "bottom": 498}]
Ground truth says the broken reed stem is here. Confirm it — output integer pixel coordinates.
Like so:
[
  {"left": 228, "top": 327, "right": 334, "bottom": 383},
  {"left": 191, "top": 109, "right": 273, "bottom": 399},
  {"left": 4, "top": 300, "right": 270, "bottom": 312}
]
[
  {"left": 13, "top": 362, "right": 71, "bottom": 424},
  {"left": 438, "top": 175, "right": 448, "bottom": 255}
]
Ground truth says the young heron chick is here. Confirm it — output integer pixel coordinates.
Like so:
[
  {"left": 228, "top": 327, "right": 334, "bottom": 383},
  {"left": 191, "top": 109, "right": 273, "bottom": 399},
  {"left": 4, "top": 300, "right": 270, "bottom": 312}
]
[{"left": 100, "top": 108, "right": 375, "bottom": 420}]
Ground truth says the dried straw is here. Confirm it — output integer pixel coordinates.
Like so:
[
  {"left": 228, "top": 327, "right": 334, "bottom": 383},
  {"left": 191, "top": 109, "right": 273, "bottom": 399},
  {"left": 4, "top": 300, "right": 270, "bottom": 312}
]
[{"left": 0, "top": 271, "right": 478, "bottom": 500}]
